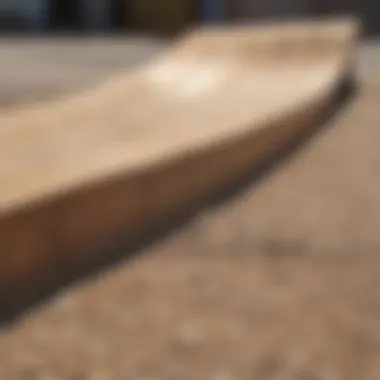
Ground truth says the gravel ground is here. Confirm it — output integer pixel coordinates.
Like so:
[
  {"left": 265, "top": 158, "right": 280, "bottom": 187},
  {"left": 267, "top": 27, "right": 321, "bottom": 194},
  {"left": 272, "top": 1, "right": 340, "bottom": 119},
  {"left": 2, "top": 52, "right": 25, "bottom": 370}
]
[{"left": 0, "top": 37, "right": 380, "bottom": 380}]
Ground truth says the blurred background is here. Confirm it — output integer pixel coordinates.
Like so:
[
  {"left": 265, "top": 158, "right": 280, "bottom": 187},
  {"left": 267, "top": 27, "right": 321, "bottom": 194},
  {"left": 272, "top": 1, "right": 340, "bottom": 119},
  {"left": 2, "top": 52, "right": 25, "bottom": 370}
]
[{"left": 0, "top": 0, "right": 379, "bottom": 36}]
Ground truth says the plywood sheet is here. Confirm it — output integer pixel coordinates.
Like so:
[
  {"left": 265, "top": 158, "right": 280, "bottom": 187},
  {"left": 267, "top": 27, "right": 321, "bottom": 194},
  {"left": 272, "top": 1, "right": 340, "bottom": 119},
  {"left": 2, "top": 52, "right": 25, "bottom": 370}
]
[{"left": 0, "top": 17, "right": 359, "bottom": 314}]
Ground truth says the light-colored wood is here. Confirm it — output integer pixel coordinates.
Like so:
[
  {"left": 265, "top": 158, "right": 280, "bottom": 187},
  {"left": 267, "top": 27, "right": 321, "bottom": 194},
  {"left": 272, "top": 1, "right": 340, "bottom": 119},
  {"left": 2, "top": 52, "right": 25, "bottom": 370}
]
[{"left": 0, "top": 18, "right": 359, "bottom": 313}]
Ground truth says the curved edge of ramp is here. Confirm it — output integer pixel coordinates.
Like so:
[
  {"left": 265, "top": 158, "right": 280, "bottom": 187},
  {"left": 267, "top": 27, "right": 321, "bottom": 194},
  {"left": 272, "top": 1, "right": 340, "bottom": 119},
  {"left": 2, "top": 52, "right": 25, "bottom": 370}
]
[{"left": 0, "top": 18, "right": 359, "bottom": 318}]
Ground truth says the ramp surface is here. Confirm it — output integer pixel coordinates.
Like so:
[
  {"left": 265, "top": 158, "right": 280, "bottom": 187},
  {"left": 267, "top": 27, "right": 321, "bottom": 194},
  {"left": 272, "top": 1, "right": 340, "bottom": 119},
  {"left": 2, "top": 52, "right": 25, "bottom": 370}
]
[{"left": 0, "top": 18, "right": 358, "bottom": 313}]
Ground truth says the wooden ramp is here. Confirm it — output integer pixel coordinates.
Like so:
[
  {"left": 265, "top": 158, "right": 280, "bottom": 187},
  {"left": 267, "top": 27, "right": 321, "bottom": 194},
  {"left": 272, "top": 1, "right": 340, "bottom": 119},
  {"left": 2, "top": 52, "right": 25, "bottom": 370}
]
[{"left": 0, "top": 18, "right": 359, "bottom": 315}]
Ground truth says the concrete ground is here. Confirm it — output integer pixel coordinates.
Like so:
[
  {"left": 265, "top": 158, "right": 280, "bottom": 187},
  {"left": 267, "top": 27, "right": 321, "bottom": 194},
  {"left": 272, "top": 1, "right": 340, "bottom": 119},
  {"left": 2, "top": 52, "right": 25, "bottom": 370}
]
[
  {"left": 1, "top": 36, "right": 380, "bottom": 379},
  {"left": 0, "top": 36, "right": 167, "bottom": 107}
]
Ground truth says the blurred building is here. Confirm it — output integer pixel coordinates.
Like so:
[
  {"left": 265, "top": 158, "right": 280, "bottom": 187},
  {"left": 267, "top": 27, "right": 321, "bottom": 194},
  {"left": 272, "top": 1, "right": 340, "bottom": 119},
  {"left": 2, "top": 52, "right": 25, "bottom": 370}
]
[
  {"left": 0, "top": 0, "right": 131, "bottom": 32},
  {"left": 229, "top": 0, "right": 379, "bottom": 34},
  {"left": 0, "top": 0, "right": 198, "bottom": 33},
  {"left": 0, "top": 0, "right": 378, "bottom": 34}
]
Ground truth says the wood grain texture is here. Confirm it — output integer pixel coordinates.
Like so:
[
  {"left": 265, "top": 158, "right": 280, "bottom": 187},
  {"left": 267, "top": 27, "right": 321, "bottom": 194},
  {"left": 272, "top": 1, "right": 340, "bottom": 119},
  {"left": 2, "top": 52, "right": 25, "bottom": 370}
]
[{"left": 0, "top": 17, "right": 359, "bottom": 313}]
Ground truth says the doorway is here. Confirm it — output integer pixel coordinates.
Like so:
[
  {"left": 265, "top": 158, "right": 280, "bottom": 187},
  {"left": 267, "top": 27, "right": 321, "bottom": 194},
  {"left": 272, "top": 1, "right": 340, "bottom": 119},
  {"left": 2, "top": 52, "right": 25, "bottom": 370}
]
[{"left": 49, "top": 0, "right": 82, "bottom": 30}]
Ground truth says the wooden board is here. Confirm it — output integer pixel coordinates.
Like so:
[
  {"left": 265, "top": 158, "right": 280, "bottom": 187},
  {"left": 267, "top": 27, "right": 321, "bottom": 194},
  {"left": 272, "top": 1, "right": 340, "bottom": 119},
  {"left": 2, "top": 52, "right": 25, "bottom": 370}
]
[{"left": 0, "top": 17, "right": 359, "bottom": 315}]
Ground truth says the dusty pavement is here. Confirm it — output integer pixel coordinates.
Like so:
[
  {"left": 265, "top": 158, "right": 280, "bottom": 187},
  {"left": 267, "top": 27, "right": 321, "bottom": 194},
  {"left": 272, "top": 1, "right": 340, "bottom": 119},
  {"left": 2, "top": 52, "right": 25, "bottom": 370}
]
[
  {"left": 0, "top": 36, "right": 167, "bottom": 107},
  {"left": 0, "top": 37, "right": 380, "bottom": 379}
]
